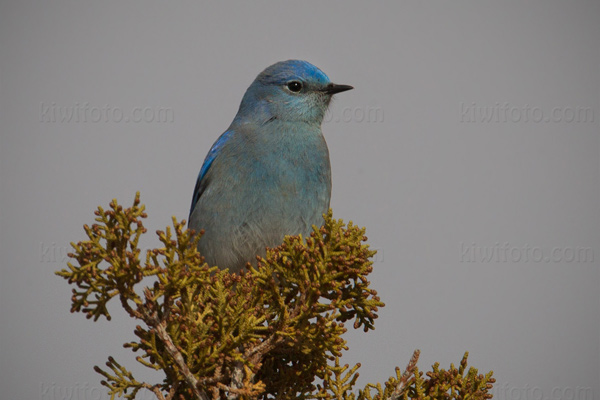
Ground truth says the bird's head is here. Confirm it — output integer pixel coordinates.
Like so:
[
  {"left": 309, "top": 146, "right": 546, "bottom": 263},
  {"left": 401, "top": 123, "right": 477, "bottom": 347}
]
[{"left": 234, "top": 60, "right": 353, "bottom": 125}]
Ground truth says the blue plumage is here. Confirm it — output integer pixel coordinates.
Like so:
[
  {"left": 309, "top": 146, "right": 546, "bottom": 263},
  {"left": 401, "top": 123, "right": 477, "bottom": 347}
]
[{"left": 189, "top": 60, "right": 353, "bottom": 273}]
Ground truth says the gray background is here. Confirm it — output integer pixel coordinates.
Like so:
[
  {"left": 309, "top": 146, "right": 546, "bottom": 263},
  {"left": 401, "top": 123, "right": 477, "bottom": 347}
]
[{"left": 1, "top": 1, "right": 598, "bottom": 399}]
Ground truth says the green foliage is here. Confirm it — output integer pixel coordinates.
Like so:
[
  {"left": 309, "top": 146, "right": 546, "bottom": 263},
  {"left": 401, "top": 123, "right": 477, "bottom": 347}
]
[
  {"left": 314, "top": 351, "right": 494, "bottom": 400},
  {"left": 56, "top": 193, "right": 495, "bottom": 400}
]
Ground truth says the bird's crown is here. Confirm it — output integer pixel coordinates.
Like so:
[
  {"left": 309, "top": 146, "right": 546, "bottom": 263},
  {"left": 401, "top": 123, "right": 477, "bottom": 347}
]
[{"left": 256, "top": 60, "right": 331, "bottom": 87}]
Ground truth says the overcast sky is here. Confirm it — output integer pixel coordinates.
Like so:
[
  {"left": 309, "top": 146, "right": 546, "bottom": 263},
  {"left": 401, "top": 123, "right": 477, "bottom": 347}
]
[{"left": 1, "top": 1, "right": 599, "bottom": 400}]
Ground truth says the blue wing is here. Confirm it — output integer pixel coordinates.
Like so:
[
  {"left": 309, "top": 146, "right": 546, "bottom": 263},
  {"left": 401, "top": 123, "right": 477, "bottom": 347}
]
[{"left": 189, "top": 129, "right": 234, "bottom": 219}]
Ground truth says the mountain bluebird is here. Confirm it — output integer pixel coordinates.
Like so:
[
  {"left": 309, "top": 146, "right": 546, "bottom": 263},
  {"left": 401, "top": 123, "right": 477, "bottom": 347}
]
[{"left": 189, "top": 60, "right": 353, "bottom": 273}]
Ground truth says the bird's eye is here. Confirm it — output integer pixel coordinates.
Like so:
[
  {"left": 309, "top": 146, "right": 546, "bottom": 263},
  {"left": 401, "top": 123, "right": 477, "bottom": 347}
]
[{"left": 286, "top": 81, "right": 303, "bottom": 93}]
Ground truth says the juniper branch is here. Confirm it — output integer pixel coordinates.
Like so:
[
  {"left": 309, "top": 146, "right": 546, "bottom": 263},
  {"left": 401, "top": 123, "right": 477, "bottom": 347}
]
[
  {"left": 56, "top": 193, "right": 494, "bottom": 400},
  {"left": 147, "top": 312, "right": 209, "bottom": 400},
  {"left": 389, "top": 350, "right": 420, "bottom": 400}
]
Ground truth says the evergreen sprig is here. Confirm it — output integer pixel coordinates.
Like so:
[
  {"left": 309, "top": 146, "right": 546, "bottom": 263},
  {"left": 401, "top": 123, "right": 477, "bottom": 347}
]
[{"left": 56, "top": 193, "right": 494, "bottom": 400}]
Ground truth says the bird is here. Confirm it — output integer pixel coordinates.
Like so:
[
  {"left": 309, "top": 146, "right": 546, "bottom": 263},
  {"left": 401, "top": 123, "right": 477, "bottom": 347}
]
[{"left": 189, "top": 60, "right": 353, "bottom": 273}]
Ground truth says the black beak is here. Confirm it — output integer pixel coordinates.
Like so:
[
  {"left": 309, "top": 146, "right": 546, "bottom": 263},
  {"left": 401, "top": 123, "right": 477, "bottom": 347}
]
[{"left": 322, "top": 83, "right": 354, "bottom": 95}]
